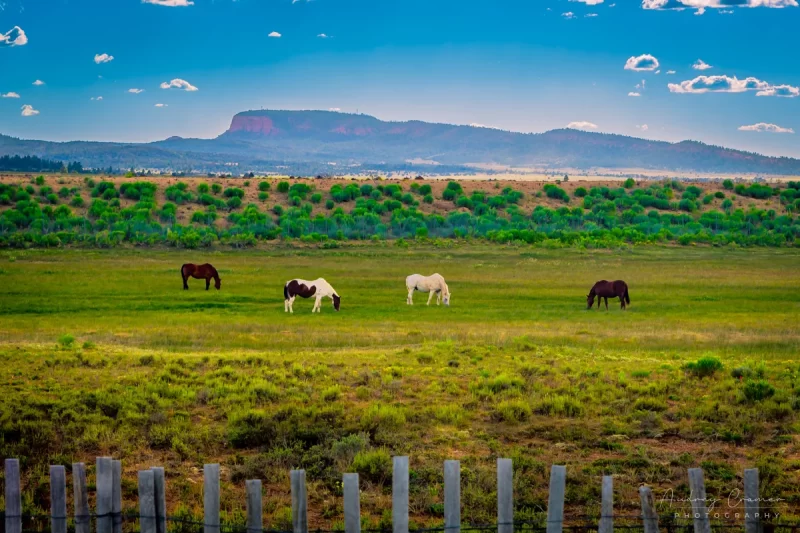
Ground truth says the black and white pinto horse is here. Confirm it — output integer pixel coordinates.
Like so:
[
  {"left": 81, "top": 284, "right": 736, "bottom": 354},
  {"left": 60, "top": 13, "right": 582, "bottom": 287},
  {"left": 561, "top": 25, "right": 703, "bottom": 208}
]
[{"left": 284, "top": 278, "right": 341, "bottom": 313}]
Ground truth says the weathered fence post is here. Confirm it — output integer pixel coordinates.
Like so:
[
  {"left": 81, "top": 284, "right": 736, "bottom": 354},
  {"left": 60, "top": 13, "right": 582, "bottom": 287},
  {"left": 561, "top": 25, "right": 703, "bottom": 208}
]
[
  {"left": 291, "top": 470, "right": 308, "bottom": 533},
  {"left": 444, "top": 460, "right": 461, "bottom": 533},
  {"left": 73, "top": 463, "right": 90, "bottom": 533},
  {"left": 393, "top": 457, "right": 409, "bottom": 533},
  {"left": 138, "top": 470, "right": 156, "bottom": 533},
  {"left": 97, "top": 457, "right": 113, "bottom": 533},
  {"left": 639, "top": 486, "right": 659, "bottom": 533},
  {"left": 246, "top": 480, "right": 263, "bottom": 533},
  {"left": 5, "top": 459, "right": 22, "bottom": 533},
  {"left": 50, "top": 465, "right": 68, "bottom": 533},
  {"left": 599, "top": 476, "right": 613, "bottom": 533},
  {"left": 687, "top": 468, "right": 711, "bottom": 533},
  {"left": 204, "top": 464, "right": 221, "bottom": 533},
  {"left": 343, "top": 473, "right": 361, "bottom": 533},
  {"left": 112, "top": 461, "right": 122, "bottom": 533},
  {"left": 546, "top": 465, "right": 566, "bottom": 533},
  {"left": 497, "top": 458, "right": 513, "bottom": 533},
  {"left": 744, "top": 469, "right": 761, "bottom": 533},
  {"left": 151, "top": 467, "right": 167, "bottom": 533}
]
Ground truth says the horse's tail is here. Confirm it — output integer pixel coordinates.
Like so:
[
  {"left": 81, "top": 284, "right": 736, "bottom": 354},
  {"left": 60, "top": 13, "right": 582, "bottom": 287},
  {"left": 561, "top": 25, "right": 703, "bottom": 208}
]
[
  {"left": 180, "top": 264, "right": 187, "bottom": 279},
  {"left": 283, "top": 283, "right": 290, "bottom": 301},
  {"left": 624, "top": 286, "right": 630, "bottom": 305}
]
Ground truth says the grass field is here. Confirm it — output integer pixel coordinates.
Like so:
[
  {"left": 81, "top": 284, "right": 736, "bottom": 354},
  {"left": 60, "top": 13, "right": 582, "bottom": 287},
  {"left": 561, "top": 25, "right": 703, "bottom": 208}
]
[{"left": 1, "top": 245, "right": 799, "bottom": 526}]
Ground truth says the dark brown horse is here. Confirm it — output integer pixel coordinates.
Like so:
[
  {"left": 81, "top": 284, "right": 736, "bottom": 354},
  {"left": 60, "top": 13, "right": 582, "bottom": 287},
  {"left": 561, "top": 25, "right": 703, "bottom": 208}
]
[
  {"left": 181, "top": 263, "right": 221, "bottom": 290},
  {"left": 587, "top": 280, "right": 630, "bottom": 310}
]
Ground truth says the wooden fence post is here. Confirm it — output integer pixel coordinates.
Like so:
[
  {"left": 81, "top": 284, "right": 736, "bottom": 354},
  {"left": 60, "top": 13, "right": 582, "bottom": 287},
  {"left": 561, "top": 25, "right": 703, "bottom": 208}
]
[
  {"left": 444, "top": 460, "right": 461, "bottom": 533},
  {"left": 546, "top": 465, "right": 566, "bottom": 533},
  {"left": 343, "top": 474, "right": 361, "bottom": 533},
  {"left": 138, "top": 470, "right": 156, "bottom": 533},
  {"left": 97, "top": 458, "right": 113, "bottom": 533},
  {"left": 112, "top": 461, "right": 122, "bottom": 533},
  {"left": 393, "top": 457, "right": 409, "bottom": 533},
  {"left": 73, "top": 463, "right": 90, "bottom": 533},
  {"left": 687, "top": 468, "right": 711, "bottom": 533},
  {"left": 497, "top": 458, "right": 513, "bottom": 533},
  {"left": 5, "top": 459, "right": 22, "bottom": 533},
  {"left": 246, "top": 480, "right": 263, "bottom": 533},
  {"left": 151, "top": 467, "right": 167, "bottom": 533},
  {"left": 50, "top": 465, "right": 68, "bottom": 533},
  {"left": 204, "top": 464, "right": 221, "bottom": 533},
  {"left": 291, "top": 470, "right": 308, "bottom": 533},
  {"left": 599, "top": 476, "right": 613, "bottom": 533},
  {"left": 639, "top": 487, "right": 659, "bottom": 533},
  {"left": 744, "top": 469, "right": 761, "bottom": 533}
]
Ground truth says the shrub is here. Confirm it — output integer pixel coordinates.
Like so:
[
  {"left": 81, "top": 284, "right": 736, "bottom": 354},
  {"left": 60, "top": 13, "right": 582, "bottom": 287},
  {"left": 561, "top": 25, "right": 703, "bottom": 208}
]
[
  {"left": 543, "top": 184, "right": 570, "bottom": 203},
  {"left": 325, "top": 199, "right": 335, "bottom": 209},
  {"left": 211, "top": 183, "right": 222, "bottom": 195},
  {"left": 322, "top": 385, "right": 342, "bottom": 401},
  {"left": 534, "top": 395, "right": 584, "bottom": 417},
  {"left": 494, "top": 399, "right": 532, "bottom": 423},
  {"left": 352, "top": 449, "right": 392, "bottom": 484},
  {"left": 224, "top": 187, "right": 245, "bottom": 199},
  {"left": 310, "top": 193, "right": 322, "bottom": 204},
  {"left": 419, "top": 184, "right": 432, "bottom": 195},
  {"left": 258, "top": 181, "right": 271, "bottom": 191},
  {"left": 226, "top": 197, "right": 242, "bottom": 210},
  {"left": 722, "top": 179, "right": 734, "bottom": 190},
  {"left": 272, "top": 205, "right": 284, "bottom": 215},
  {"left": 197, "top": 183, "right": 210, "bottom": 194},
  {"left": 258, "top": 192, "right": 269, "bottom": 202},
  {"left": 731, "top": 367, "right": 752, "bottom": 379},
  {"left": 277, "top": 181, "right": 290, "bottom": 193},
  {"left": 684, "top": 356, "right": 723, "bottom": 378},
  {"left": 574, "top": 187, "right": 588, "bottom": 198},
  {"left": 70, "top": 195, "right": 85, "bottom": 207},
  {"left": 58, "top": 334, "right": 75, "bottom": 348},
  {"left": 423, "top": 194, "right": 434, "bottom": 204},
  {"left": 624, "top": 178, "right": 635, "bottom": 189},
  {"left": 742, "top": 380, "right": 775, "bottom": 402},
  {"left": 361, "top": 404, "right": 406, "bottom": 432},
  {"left": 715, "top": 191, "right": 725, "bottom": 199}
]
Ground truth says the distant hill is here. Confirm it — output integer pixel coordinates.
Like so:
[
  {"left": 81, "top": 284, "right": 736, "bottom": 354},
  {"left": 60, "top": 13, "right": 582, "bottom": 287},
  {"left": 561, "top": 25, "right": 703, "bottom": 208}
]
[{"left": 1, "top": 110, "right": 799, "bottom": 175}]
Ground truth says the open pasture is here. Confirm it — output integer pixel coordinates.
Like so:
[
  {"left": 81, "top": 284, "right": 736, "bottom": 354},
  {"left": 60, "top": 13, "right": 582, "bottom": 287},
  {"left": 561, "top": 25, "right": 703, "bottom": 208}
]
[{"left": 1, "top": 246, "right": 799, "bottom": 526}]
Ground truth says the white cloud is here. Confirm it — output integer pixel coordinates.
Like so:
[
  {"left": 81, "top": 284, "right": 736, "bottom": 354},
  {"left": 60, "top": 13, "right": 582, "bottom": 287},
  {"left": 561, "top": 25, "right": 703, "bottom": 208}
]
[
  {"left": 160, "top": 78, "right": 198, "bottom": 91},
  {"left": 155, "top": 103, "right": 168, "bottom": 107},
  {"left": 0, "top": 26, "right": 27, "bottom": 47},
  {"left": 738, "top": 123, "right": 794, "bottom": 133},
  {"left": 128, "top": 88, "right": 144, "bottom": 94},
  {"left": 570, "top": 0, "right": 604, "bottom": 3},
  {"left": 692, "top": 59, "right": 712, "bottom": 70},
  {"left": 142, "top": 0, "right": 194, "bottom": 6},
  {"left": 329, "top": 107, "right": 341, "bottom": 111},
  {"left": 1, "top": 92, "right": 20, "bottom": 98},
  {"left": 562, "top": 11, "right": 576, "bottom": 18},
  {"left": 33, "top": 80, "right": 45, "bottom": 86},
  {"left": 268, "top": 31, "right": 282, "bottom": 37},
  {"left": 585, "top": 13, "right": 599, "bottom": 16},
  {"left": 637, "top": 124, "right": 649, "bottom": 131},
  {"left": 21, "top": 104, "right": 39, "bottom": 117},
  {"left": 317, "top": 33, "right": 329, "bottom": 38},
  {"left": 567, "top": 121, "right": 599, "bottom": 130},
  {"left": 624, "top": 54, "right": 659, "bottom": 71},
  {"left": 668, "top": 75, "right": 798, "bottom": 97},
  {"left": 642, "top": 0, "right": 797, "bottom": 14},
  {"left": 628, "top": 92, "right": 641, "bottom": 96},
  {"left": 636, "top": 79, "right": 646, "bottom": 89},
  {"left": 94, "top": 53, "right": 114, "bottom": 64},
  {"left": 667, "top": 70, "right": 676, "bottom": 74},
  {"left": 90, "top": 96, "right": 103, "bottom": 101}
]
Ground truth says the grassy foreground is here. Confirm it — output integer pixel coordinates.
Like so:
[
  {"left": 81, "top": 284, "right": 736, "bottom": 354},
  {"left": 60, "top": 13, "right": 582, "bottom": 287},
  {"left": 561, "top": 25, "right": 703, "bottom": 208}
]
[{"left": 1, "top": 245, "right": 799, "bottom": 526}]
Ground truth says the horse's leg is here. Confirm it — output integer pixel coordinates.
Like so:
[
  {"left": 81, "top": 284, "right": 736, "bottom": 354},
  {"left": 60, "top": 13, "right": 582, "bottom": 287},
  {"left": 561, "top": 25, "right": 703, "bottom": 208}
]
[
  {"left": 620, "top": 295, "right": 625, "bottom": 310},
  {"left": 604, "top": 297, "right": 608, "bottom": 310},
  {"left": 205, "top": 277, "right": 210, "bottom": 291},
  {"left": 427, "top": 291, "right": 434, "bottom": 306},
  {"left": 314, "top": 296, "right": 322, "bottom": 313},
  {"left": 183, "top": 275, "right": 189, "bottom": 290},
  {"left": 289, "top": 297, "right": 295, "bottom": 314},
  {"left": 407, "top": 288, "right": 414, "bottom": 305}
]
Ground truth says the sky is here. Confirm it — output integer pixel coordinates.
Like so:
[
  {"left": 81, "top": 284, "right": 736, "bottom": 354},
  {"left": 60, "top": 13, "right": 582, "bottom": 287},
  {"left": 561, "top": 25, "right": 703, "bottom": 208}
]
[{"left": 1, "top": 0, "right": 799, "bottom": 157}]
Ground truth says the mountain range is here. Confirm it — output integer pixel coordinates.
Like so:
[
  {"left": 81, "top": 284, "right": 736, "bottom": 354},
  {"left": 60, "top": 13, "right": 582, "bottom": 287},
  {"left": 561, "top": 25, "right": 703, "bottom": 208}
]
[{"left": 2, "top": 109, "right": 799, "bottom": 175}]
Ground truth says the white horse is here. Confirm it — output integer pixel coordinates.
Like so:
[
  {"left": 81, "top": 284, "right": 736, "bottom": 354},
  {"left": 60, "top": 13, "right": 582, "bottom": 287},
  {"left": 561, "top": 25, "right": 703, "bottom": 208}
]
[
  {"left": 284, "top": 278, "right": 341, "bottom": 313},
  {"left": 406, "top": 273, "right": 451, "bottom": 306}
]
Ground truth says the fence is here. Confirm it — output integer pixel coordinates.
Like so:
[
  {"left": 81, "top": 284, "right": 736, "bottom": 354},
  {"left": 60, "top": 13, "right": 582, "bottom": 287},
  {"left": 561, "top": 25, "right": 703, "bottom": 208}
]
[{"left": 0, "top": 457, "right": 786, "bottom": 533}]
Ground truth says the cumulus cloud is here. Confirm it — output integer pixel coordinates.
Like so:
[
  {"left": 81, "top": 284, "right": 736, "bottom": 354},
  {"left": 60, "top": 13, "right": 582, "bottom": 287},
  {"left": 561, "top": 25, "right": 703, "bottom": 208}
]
[
  {"left": 667, "top": 70, "right": 676, "bottom": 74},
  {"left": 329, "top": 107, "right": 341, "bottom": 111},
  {"left": 562, "top": 11, "right": 576, "bottom": 17},
  {"left": 90, "top": 96, "right": 103, "bottom": 101},
  {"left": 160, "top": 78, "right": 198, "bottom": 91},
  {"left": 628, "top": 92, "right": 641, "bottom": 96},
  {"left": 693, "top": 59, "right": 712, "bottom": 70},
  {"left": 32, "top": 80, "right": 45, "bottom": 86},
  {"left": 1, "top": 92, "right": 20, "bottom": 98},
  {"left": 128, "top": 88, "right": 144, "bottom": 94},
  {"left": 317, "top": 33, "right": 329, "bottom": 38},
  {"left": 625, "top": 54, "right": 659, "bottom": 71},
  {"left": 570, "top": 0, "right": 604, "bottom": 3},
  {"left": 567, "top": 121, "right": 599, "bottom": 130},
  {"left": 668, "top": 75, "right": 798, "bottom": 97},
  {"left": 155, "top": 103, "right": 168, "bottom": 107},
  {"left": 637, "top": 124, "right": 649, "bottom": 131},
  {"left": 268, "top": 31, "right": 281, "bottom": 37},
  {"left": 585, "top": 13, "right": 599, "bottom": 16},
  {"left": 142, "top": 0, "right": 194, "bottom": 6},
  {"left": 21, "top": 104, "right": 39, "bottom": 117},
  {"left": 0, "top": 26, "right": 27, "bottom": 47},
  {"left": 738, "top": 123, "right": 794, "bottom": 133},
  {"left": 94, "top": 53, "right": 114, "bottom": 64},
  {"left": 642, "top": 0, "right": 797, "bottom": 14}
]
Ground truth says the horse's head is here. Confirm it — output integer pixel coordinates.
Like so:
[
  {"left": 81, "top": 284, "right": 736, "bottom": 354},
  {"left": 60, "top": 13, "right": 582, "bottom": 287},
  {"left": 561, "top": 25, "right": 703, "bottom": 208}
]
[
  {"left": 215, "top": 277, "right": 222, "bottom": 290},
  {"left": 587, "top": 294, "right": 594, "bottom": 308},
  {"left": 333, "top": 294, "right": 341, "bottom": 311},
  {"left": 443, "top": 292, "right": 451, "bottom": 306}
]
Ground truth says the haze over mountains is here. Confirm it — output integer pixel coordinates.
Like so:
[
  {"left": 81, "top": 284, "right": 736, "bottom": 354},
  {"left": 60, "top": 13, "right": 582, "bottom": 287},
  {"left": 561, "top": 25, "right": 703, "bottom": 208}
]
[{"left": 2, "top": 110, "right": 799, "bottom": 175}]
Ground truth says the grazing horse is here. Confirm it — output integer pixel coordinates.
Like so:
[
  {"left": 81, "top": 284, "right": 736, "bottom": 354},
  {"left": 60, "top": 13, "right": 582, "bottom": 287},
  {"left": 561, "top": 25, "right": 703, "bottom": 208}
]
[
  {"left": 587, "top": 280, "right": 630, "bottom": 310},
  {"left": 181, "top": 263, "right": 221, "bottom": 290},
  {"left": 284, "top": 278, "right": 341, "bottom": 313},
  {"left": 406, "top": 273, "right": 451, "bottom": 306}
]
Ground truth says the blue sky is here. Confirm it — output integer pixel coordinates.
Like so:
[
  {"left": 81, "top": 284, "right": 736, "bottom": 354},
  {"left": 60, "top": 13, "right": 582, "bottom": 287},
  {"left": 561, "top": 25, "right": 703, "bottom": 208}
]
[{"left": 1, "top": 0, "right": 799, "bottom": 157}]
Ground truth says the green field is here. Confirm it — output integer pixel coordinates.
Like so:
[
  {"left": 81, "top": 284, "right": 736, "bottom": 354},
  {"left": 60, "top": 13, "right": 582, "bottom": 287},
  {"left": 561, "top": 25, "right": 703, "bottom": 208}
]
[{"left": 1, "top": 245, "right": 799, "bottom": 526}]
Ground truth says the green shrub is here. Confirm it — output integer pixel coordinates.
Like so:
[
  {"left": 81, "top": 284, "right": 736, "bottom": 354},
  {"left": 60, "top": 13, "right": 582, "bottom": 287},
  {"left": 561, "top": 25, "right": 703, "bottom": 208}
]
[
  {"left": 731, "top": 367, "right": 752, "bottom": 379},
  {"left": 419, "top": 184, "right": 432, "bottom": 195},
  {"left": 310, "top": 193, "right": 323, "bottom": 204},
  {"left": 211, "top": 183, "right": 222, "bottom": 195},
  {"left": 197, "top": 183, "right": 210, "bottom": 194},
  {"left": 624, "top": 178, "right": 635, "bottom": 189},
  {"left": 70, "top": 195, "right": 85, "bottom": 207},
  {"left": 277, "top": 181, "right": 290, "bottom": 193},
  {"left": 684, "top": 356, "right": 723, "bottom": 378},
  {"left": 361, "top": 404, "right": 406, "bottom": 431},
  {"left": 574, "top": 187, "right": 588, "bottom": 198},
  {"left": 258, "top": 192, "right": 269, "bottom": 202},
  {"left": 258, "top": 181, "right": 271, "bottom": 191},
  {"left": 715, "top": 191, "right": 725, "bottom": 199},
  {"left": 58, "top": 334, "right": 75, "bottom": 348},
  {"left": 352, "top": 449, "right": 392, "bottom": 484},
  {"left": 494, "top": 399, "right": 532, "bottom": 423},
  {"left": 325, "top": 199, "right": 335, "bottom": 209},
  {"left": 722, "top": 179, "right": 734, "bottom": 190},
  {"left": 534, "top": 395, "right": 584, "bottom": 417},
  {"left": 224, "top": 187, "right": 245, "bottom": 199},
  {"left": 742, "top": 380, "right": 776, "bottom": 402},
  {"left": 423, "top": 194, "right": 434, "bottom": 204}
]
